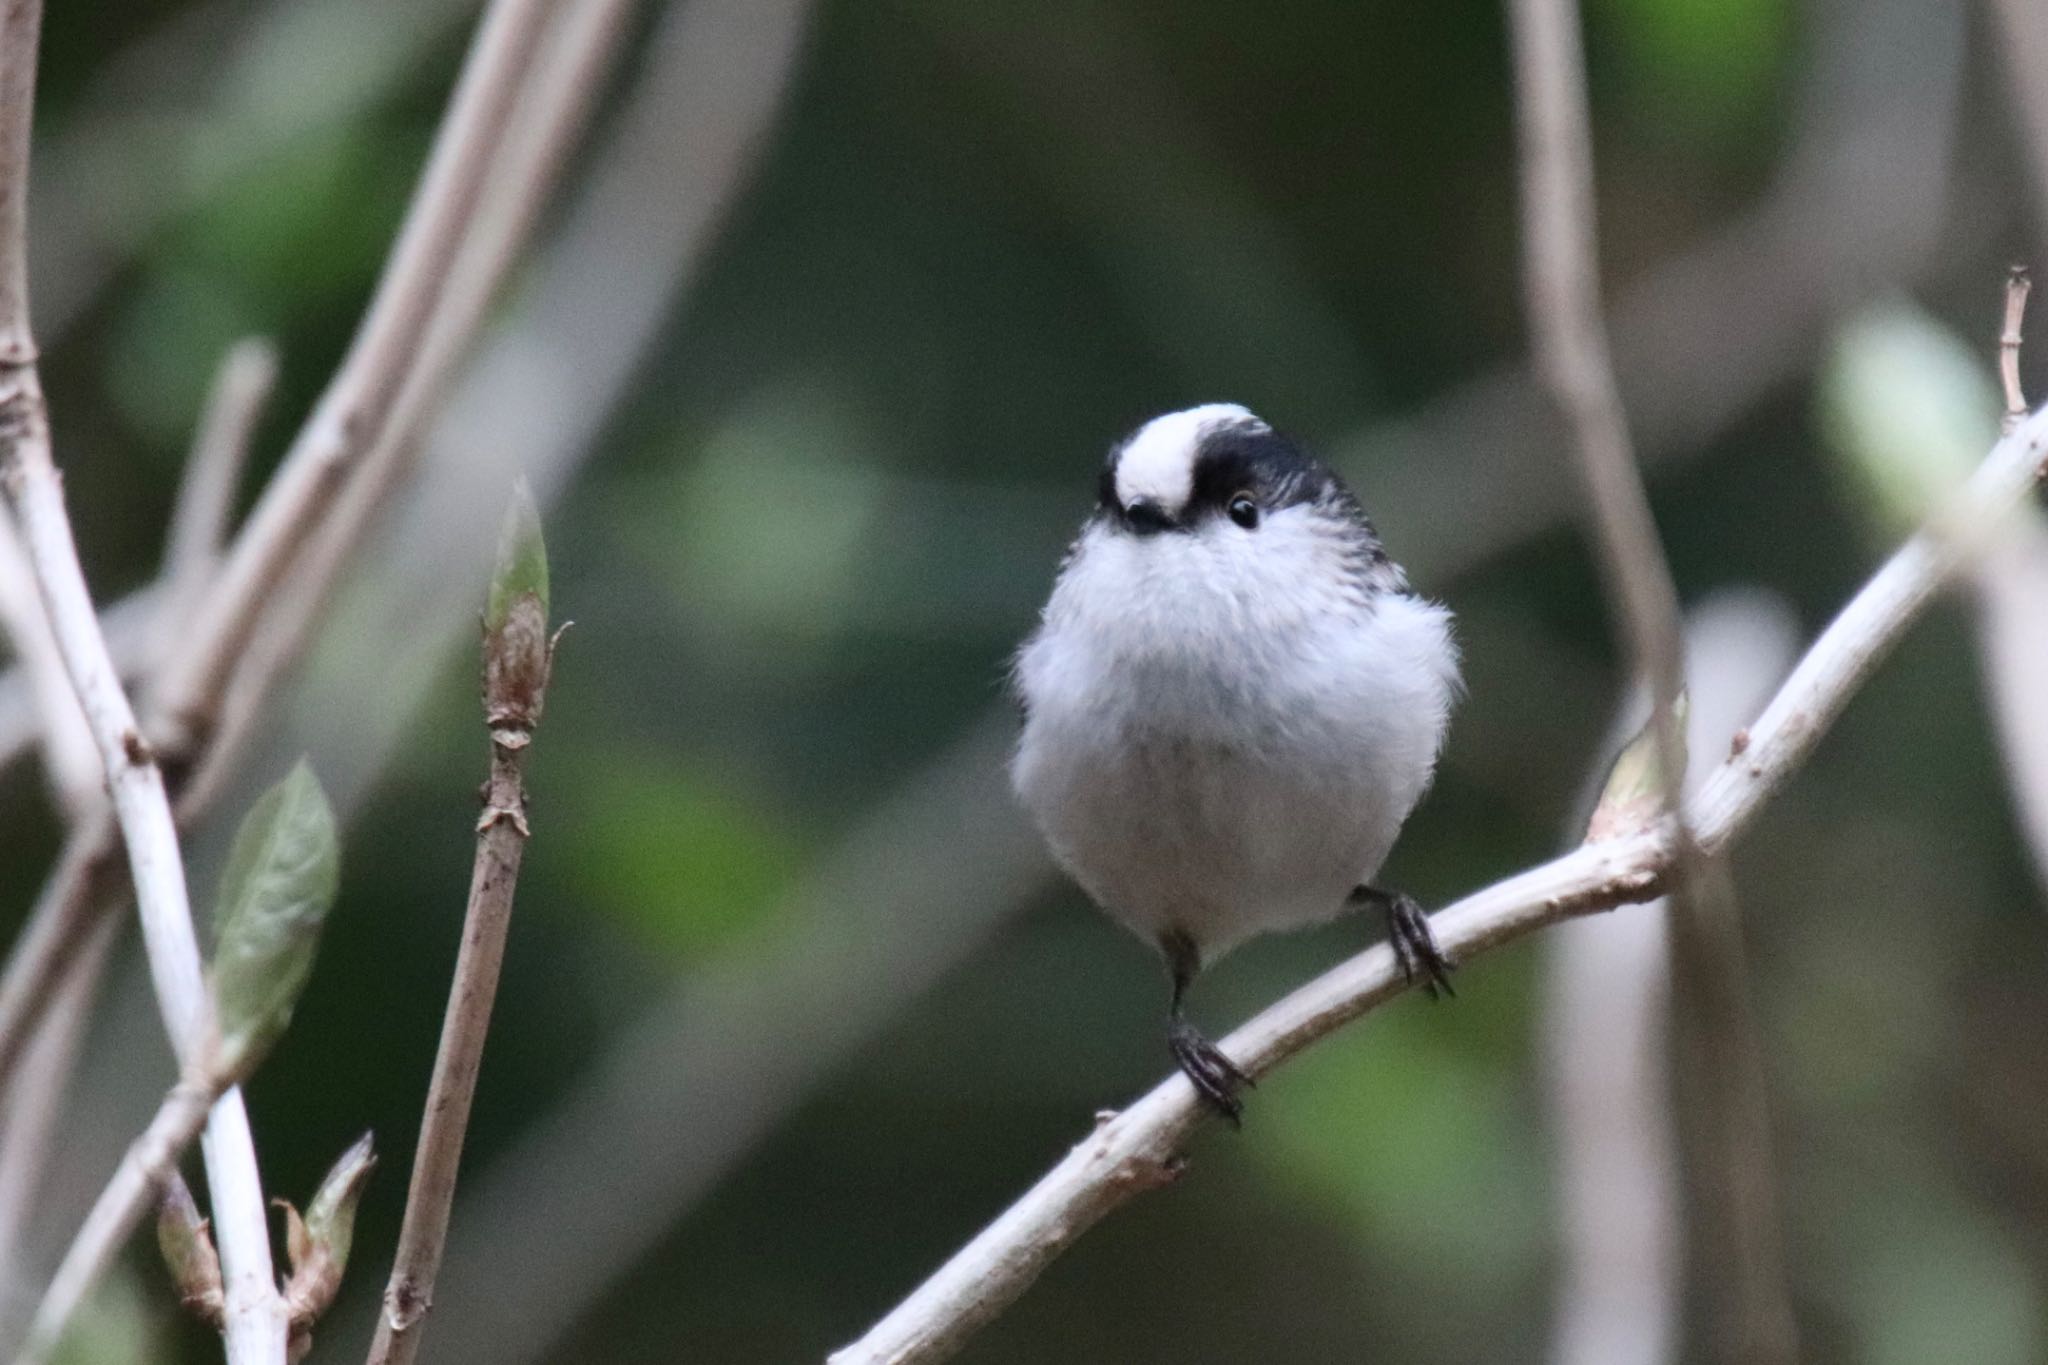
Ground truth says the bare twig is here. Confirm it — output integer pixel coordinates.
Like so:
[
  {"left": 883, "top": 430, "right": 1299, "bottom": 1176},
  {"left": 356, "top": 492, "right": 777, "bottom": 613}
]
[
  {"left": 0, "top": 510, "right": 94, "bottom": 816},
  {"left": 1546, "top": 592, "right": 1797, "bottom": 1365},
  {"left": 0, "top": 2, "right": 288, "bottom": 1357},
  {"left": 0, "top": 584, "right": 159, "bottom": 783},
  {"left": 203, "top": 0, "right": 638, "bottom": 791},
  {"left": 148, "top": 0, "right": 556, "bottom": 760},
  {"left": 0, "top": 0, "right": 593, "bottom": 1108},
  {"left": 0, "top": 817, "right": 120, "bottom": 1098},
  {"left": 11, "top": 1067, "right": 223, "bottom": 1365},
  {"left": 1507, "top": 0, "right": 1688, "bottom": 812},
  {"left": 1991, "top": 0, "right": 2048, "bottom": 254},
  {"left": 160, "top": 339, "right": 278, "bottom": 638},
  {"left": 365, "top": 499, "right": 557, "bottom": 1365},
  {"left": 2002, "top": 268, "right": 2032, "bottom": 434},
  {"left": 0, "top": 914, "right": 113, "bottom": 1340},
  {"left": 826, "top": 402, "right": 2048, "bottom": 1365}
]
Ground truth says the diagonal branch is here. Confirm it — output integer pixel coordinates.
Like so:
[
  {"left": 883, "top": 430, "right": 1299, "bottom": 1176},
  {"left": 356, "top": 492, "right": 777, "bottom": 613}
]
[
  {"left": 146, "top": 0, "right": 556, "bottom": 759},
  {"left": 0, "top": 0, "right": 602, "bottom": 1104},
  {"left": 826, "top": 402, "right": 2048, "bottom": 1365}
]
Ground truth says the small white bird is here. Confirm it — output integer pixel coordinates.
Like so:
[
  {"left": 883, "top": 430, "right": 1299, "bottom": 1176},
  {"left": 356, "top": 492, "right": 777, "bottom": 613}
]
[{"left": 1010, "top": 404, "right": 1461, "bottom": 1121}]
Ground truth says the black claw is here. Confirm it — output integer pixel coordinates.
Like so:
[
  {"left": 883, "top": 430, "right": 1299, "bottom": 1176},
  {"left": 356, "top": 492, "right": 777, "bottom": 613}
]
[
  {"left": 1361, "top": 886, "right": 1457, "bottom": 1000},
  {"left": 1168, "top": 1017, "right": 1252, "bottom": 1126}
]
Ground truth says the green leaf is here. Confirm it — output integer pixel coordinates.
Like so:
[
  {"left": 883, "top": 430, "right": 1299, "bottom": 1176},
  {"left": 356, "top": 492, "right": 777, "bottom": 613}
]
[
  {"left": 485, "top": 478, "right": 549, "bottom": 632},
  {"left": 301, "top": 1131, "right": 376, "bottom": 1271},
  {"left": 208, "top": 761, "right": 340, "bottom": 1076}
]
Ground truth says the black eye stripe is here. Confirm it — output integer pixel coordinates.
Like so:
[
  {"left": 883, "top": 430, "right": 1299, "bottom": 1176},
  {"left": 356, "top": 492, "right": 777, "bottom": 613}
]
[{"left": 1186, "top": 422, "right": 1331, "bottom": 516}]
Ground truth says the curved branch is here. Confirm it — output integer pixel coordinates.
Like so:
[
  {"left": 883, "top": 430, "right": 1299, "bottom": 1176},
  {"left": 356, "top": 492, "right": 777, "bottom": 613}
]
[{"left": 828, "top": 403, "right": 2048, "bottom": 1365}]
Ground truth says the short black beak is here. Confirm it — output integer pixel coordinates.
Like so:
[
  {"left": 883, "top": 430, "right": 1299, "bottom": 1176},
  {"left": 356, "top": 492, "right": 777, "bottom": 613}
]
[{"left": 1122, "top": 497, "right": 1176, "bottom": 535}]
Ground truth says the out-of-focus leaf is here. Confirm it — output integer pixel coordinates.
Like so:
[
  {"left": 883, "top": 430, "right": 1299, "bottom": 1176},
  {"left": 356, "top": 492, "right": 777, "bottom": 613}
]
[
  {"left": 209, "top": 761, "right": 341, "bottom": 1075},
  {"left": 1598, "top": 0, "right": 1790, "bottom": 141},
  {"left": 1251, "top": 974, "right": 1545, "bottom": 1295},
  {"left": 558, "top": 750, "right": 799, "bottom": 957},
  {"left": 1822, "top": 302, "right": 2000, "bottom": 537},
  {"left": 623, "top": 378, "right": 885, "bottom": 640},
  {"left": 50, "top": 1268, "right": 159, "bottom": 1365}
]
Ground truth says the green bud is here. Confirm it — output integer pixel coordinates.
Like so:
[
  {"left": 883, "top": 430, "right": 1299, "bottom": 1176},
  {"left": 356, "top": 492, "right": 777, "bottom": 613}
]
[
  {"left": 155, "top": 1171, "right": 223, "bottom": 1328},
  {"left": 208, "top": 761, "right": 340, "bottom": 1078},
  {"left": 485, "top": 477, "right": 549, "bottom": 633},
  {"left": 281, "top": 1132, "right": 377, "bottom": 1331}
]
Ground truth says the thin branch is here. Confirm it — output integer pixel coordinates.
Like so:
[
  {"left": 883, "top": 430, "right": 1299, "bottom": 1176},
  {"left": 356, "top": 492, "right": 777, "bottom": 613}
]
[
  {"left": 0, "top": 913, "right": 113, "bottom": 1341},
  {"left": 0, "top": 509, "right": 94, "bottom": 817},
  {"left": 146, "top": 0, "right": 556, "bottom": 759},
  {"left": 1507, "top": 0, "right": 1688, "bottom": 814},
  {"left": 365, "top": 515, "right": 557, "bottom": 1365},
  {"left": 1547, "top": 593, "right": 1796, "bottom": 1365},
  {"left": 11, "top": 1066, "right": 223, "bottom": 1365},
  {"left": 2002, "top": 267, "right": 2032, "bottom": 434},
  {"left": 0, "top": 2, "right": 286, "bottom": 1356},
  {"left": 1991, "top": 0, "right": 2048, "bottom": 258},
  {"left": 0, "top": 0, "right": 590, "bottom": 1110},
  {"left": 160, "top": 338, "right": 278, "bottom": 639},
  {"left": 0, "top": 583, "right": 160, "bottom": 784},
  {"left": 0, "top": 816, "right": 120, "bottom": 1098},
  {"left": 201, "top": 0, "right": 638, "bottom": 794},
  {"left": 826, "top": 403, "right": 2048, "bottom": 1365}
]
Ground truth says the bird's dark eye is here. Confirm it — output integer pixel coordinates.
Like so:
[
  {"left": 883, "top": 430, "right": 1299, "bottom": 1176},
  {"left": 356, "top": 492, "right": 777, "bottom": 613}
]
[{"left": 1227, "top": 493, "right": 1260, "bottom": 529}]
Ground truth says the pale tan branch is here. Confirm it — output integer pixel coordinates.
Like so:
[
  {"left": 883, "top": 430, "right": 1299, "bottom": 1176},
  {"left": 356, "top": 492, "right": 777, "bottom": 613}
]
[
  {"left": 1507, "top": 0, "right": 1687, "bottom": 811},
  {"left": 160, "top": 338, "right": 278, "bottom": 638},
  {"left": 364, "top": 573, "right": 556, "bottom": 1365},
  {"left": 827, "top": 404, "right": 2048, "bottom": 1365},
  {"left": 0, "top": 509, "right": 94, "bottom": 817},
  {"left": 0, "top": 1, "right": 289, "bottom": 1354},
  {"left": 11, "top": 1065, "right": 224, "bottom": 1365},
  {"left": 203, "top": 0, "right": 637, "bottom": 791},
  {"left": 147, "top": 0, "right": 556, "bottom": 758},
  {"left": 2003, "top": 268, "right": 2032, "bottom": 434}
]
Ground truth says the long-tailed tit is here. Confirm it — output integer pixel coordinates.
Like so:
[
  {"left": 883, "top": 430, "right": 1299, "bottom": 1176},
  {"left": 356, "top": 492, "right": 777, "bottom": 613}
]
[{"left": 1011, "top": 404, "right": 1461, "bottom": 1121}]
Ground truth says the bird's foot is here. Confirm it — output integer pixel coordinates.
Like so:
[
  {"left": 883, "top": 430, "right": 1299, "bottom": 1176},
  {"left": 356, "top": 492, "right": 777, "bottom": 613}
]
[
  {"left": 1361, "top": 886, "right": 1457, "bottom": 1000},
  {"left": 1167, "top": 1017, "right": 1253, "bottom": 1126}
]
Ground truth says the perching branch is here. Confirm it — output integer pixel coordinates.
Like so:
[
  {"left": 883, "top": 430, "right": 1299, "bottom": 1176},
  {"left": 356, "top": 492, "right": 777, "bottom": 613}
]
[
  {"left": 827, "top": 402, "right": 2048, "bottom": 1365},
  {"left": 365, "top": 490, "right": 558, "bottom": 1365},
  {"left": 1506, "top": 0, "right": 1688, "bottom": 812}
]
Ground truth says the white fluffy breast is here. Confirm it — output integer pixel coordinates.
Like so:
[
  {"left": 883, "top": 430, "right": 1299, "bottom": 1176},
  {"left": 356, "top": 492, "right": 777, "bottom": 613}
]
[
  {"left": 1111, "top": 403, "right": 1259, "bottom": 515},
  {"left": 1011, "top": 508, "right": 1459, "bottom": 962}
]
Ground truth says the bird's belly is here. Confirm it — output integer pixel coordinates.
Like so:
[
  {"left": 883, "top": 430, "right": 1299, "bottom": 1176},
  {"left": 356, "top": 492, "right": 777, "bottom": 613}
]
[{"left": 1014, "top": 702, "right": 1416, "bottom": 958}]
